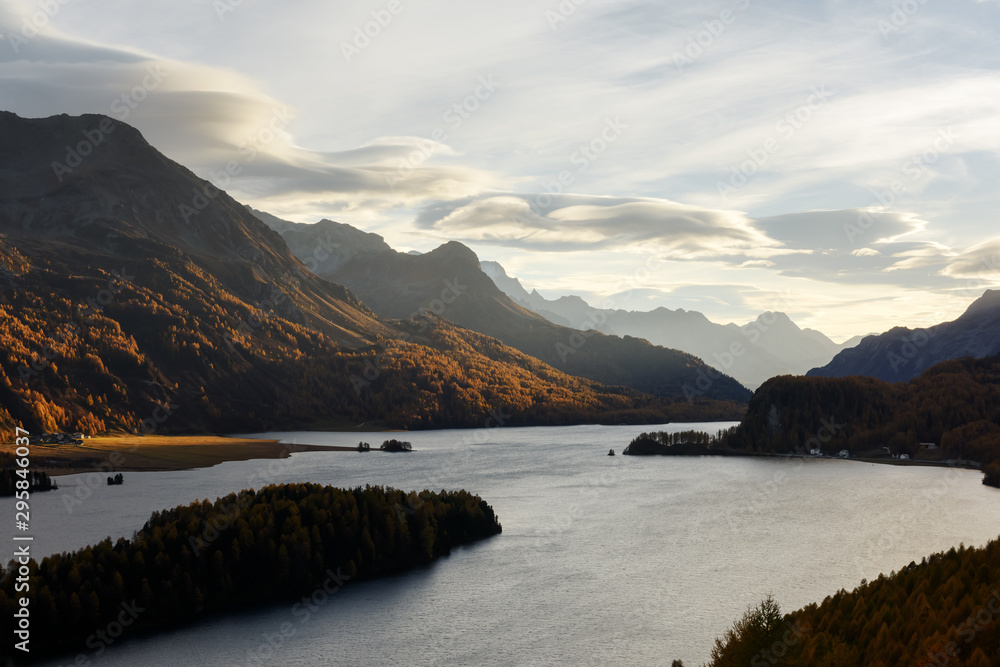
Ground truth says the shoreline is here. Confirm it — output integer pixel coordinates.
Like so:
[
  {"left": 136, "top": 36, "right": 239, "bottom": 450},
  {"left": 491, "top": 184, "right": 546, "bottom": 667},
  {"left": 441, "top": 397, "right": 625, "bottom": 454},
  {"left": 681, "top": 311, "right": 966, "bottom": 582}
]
[
  {"left": 1, "top": 435, "right": 359, "bottom": 477},
  {"left": 4, "top": 432, "right": 985, "bottom": 478},
  {"left": 624, "top": 447, "right": 982, "bottom": 472}
]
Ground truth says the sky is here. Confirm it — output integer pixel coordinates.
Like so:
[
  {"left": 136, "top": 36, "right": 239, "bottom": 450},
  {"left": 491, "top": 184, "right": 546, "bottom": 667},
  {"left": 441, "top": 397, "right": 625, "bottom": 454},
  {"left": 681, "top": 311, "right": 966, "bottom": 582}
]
[{"left": 2, "top": 0, "right": 1000, "bottom": 341}]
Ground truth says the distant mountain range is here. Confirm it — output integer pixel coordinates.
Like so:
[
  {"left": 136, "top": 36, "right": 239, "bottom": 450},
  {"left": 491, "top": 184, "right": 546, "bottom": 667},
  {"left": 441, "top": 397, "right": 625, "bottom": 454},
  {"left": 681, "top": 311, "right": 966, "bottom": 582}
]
[
  {"left": 480, "top": 261, "right": 859, "bottom": 389},
  {"left": 255, "top": 210, "right": 751, "bottom": 402},
  {"left": 808, "top": 290, "right": 1000, "bottom": 382},
  {"left": 0, "top": 112, "right": 746, "bottom": 435}
]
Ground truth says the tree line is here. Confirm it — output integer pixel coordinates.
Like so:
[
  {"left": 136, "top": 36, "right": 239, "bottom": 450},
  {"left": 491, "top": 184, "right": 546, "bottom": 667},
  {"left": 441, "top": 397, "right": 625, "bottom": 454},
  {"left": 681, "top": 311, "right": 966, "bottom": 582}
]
[
  {"left": 0, "top": 451, "right": 56, "bottom": 496},
  {"left": 721, "top": 355, "right": 1000, "bottom": 487},
  {"left": 622, "top": 428, "right": 737, "bottom": 456},
  {"left": 0, "top": 483, "right": 502, "bottom": 662},
  {"left": 706, "top": 537, "right": 1000, "bottom": 665}
]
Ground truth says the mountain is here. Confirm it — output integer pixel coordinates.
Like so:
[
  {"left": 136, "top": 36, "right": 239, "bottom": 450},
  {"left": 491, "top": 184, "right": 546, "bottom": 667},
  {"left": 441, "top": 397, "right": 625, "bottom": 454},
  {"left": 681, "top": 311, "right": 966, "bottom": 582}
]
[
  {"left": 258, "top": 215, "right": 751, "bottom": 403},
  {"left": 0, "top": 112, "right": 753, "bottom": 435},
  {"left": 246, "top": 206, "right": 392, "bottom": 276},
  {"left": 807, "top": 290, "right": 1000, "bottom": 382},
  {"left": 480, "top": 261, "right": 850, "bottom": 389}
]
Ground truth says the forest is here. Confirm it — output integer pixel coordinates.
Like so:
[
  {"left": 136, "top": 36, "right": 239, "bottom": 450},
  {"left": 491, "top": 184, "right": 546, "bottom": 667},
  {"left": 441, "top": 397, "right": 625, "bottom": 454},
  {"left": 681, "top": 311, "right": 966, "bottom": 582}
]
[
  {"left": 0, "top": 259, "right": 744, "bottom": 438},
  {"left": 706, "top": 537, "right": 1000, "bottom": 666},
  {"left": 620, "top": 354, "right": 1000, "bottom": 486},
  {"left": 0, "top": 451, "right": 55, "bottom": 496},
  {"left": 622, "top": 428, "right": 737, "bottom": 456},
  {"left": 725, "top": 355, "right": 1000, "bottom": 463},
  {"left": 0, "top": 483, "right": 501, "bottom": 662}
]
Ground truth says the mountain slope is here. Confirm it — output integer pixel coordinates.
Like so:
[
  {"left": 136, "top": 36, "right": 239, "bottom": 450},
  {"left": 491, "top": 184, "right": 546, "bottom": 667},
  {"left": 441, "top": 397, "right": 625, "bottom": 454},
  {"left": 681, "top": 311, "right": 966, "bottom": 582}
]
[
  {"left": 0, "top": 112, "right": 742, "bottom": 434},
  {"left": 480, "top": 260, "right": 849, "bottom": 389},
  {"left": 807, "top": 290, "right": 1000, "bottom": 382},
  {"left": 255, "top": 218, "right": 751, "bottom": 402}
]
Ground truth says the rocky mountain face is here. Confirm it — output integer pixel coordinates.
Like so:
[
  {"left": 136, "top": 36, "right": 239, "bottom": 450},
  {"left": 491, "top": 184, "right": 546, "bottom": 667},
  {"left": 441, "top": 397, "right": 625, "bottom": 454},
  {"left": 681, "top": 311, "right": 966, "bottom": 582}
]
[
  {"left": 480, "top": 261, "right": 850, "bottom": 389},
  {"left": 808, "top": 290, "right": 1000, "bottom": 382},
  {"left": 258, "top": 214, "right": 751, "bottom": 403},
  {"left": 247, "top": 207, "right": 392, "bottom": 276},
  {"left": 0, "top": 111, "right": 389, "bottom": 346}
]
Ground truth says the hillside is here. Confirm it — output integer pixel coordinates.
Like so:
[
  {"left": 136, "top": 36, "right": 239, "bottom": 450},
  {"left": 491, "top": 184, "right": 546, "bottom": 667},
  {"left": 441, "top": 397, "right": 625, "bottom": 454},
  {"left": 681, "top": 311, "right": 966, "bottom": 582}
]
[
  {"left": 707, "top": 538, "right": 1000, "bottom": 666},
  {"left": 256, "top": 214, "right": 750, "bottom": 403},
  {"left": 0, "top": 112, "right": 742, "bottom": 434},
  {"left": 808, "top": 290, "right": 1000, "bottom": 382},
  {"left": 480, "top": 261, "right": 850, "bottom": 389},
  {"left": 723, "top": 354, "right": 1000, "bottom": 484}
]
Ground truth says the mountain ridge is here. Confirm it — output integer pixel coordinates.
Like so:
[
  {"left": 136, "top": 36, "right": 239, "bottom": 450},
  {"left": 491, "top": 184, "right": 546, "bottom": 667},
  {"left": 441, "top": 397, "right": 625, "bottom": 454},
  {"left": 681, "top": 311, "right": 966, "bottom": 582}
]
[
  {"left": 257, "top": 212, "right": 751, "bottom": 402},
  {"left": 0, "top": 111, "right": 745, "bottom": 434},
  {"left": 479, "top": 260, "right": 852, "bottom": 389},
  {"left": 807, "top": 290, "right": 1000, "bottom": 382}
]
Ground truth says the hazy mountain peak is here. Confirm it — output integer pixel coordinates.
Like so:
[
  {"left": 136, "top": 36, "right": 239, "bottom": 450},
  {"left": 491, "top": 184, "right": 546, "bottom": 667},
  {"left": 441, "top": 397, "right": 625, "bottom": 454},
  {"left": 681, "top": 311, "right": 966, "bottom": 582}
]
[
  {"left": 429, "top": 240, "right": 479, "bottom": 264},
  {"left": 481, "top": 260, "right": 533, "bottom": 304},
  {"left": 480, "top": 260, "right": 508, "bottom": 279},
  {"left": 478, "top": 259, "right": 845, "bottom": 389},
  {"left": 248, "top": 207, "right": 391, "bottom": 275},
  {"left": 963, "top": 289, "right": 1000, "bottom": 317}
]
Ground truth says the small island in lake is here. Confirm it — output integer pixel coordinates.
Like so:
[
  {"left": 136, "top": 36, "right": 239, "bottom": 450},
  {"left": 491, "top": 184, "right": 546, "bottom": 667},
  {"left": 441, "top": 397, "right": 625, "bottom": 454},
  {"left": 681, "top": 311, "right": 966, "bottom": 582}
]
[{"left": 379, "top": 439, "right": 413, "bottom": 452}]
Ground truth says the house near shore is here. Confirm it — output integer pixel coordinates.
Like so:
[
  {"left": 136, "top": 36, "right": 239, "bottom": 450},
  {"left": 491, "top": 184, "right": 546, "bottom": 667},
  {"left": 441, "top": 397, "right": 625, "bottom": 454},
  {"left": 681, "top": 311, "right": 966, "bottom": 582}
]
[
  {"left": 900, "top": 454, "right": 910, "bottom": 460},
  {"left": 809, "top": 448, "right": 822, "bottom": 456},
  {"left": 919, "top": 442, "right": 938, "bottom": 451}
]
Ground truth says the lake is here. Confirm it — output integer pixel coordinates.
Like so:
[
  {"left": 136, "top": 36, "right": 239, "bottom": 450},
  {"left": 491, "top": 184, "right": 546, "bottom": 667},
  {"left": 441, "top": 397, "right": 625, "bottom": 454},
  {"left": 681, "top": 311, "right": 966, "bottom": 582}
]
[{"left": 14, "top": 423, "right": 1000, "bottom": 666}]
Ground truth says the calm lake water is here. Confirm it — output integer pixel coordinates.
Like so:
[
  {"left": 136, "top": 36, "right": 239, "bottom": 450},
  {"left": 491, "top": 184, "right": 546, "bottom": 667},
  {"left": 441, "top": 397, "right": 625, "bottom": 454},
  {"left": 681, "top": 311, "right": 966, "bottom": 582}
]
[{"left": 12, "top": 423, "right": 1000, "bottom": 666}]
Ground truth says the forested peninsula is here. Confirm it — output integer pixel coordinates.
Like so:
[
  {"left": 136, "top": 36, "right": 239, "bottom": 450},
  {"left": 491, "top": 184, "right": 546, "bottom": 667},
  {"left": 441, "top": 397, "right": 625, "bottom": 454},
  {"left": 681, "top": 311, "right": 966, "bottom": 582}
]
[
  {"left": 0, "top": 483, "right": 501, "bottom": 662},
  {"left": 623, "top": 354, "right": 1000, "bottom": 487}
]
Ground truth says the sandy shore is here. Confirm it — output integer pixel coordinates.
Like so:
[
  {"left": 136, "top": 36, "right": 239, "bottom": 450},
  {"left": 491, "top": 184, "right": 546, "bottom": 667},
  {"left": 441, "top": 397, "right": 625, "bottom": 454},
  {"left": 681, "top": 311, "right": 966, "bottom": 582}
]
[{"left": 2, "top": 435, "right": 357, "bottom": 476}]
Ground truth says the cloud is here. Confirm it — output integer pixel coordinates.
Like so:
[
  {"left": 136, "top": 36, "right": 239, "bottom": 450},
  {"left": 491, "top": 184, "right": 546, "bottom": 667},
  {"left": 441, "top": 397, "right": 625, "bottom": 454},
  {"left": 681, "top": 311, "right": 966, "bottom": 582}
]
[
  {"left": 0, "top": 4, "right": 504, "bottom": 217},
  {"left": 755, "top": 208, "right": 928, "bottom": 250},
  {"left": 418, "top": 194, "right": 780, "bottom": 256},
  {"left": 942, "top": 238, "right": 1000, "bottom": 278}
]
